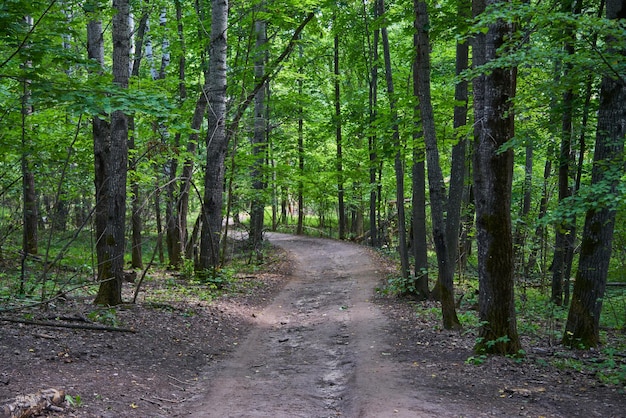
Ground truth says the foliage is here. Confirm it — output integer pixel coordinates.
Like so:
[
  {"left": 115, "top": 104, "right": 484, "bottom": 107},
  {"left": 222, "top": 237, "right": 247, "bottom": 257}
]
[
  {"left": 0, "top": 0, "right": 625, "bottom": 358},
  {"left": 87, "top": 308, "right": 119, "bottom": 327}
]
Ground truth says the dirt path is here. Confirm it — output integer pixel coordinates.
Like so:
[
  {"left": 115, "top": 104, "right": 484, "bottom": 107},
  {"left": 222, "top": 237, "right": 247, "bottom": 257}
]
[
  {"left": 3, "top": 233, "right": 624, "bottom": 417},
  {"left": 174, "top": 234, "right": 465, "bottom": 417}
]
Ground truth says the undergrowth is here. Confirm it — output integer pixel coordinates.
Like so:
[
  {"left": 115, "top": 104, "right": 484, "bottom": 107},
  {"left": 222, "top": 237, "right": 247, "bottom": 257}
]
[{"left": 378, "top": 273, "right": 626, "bottom": 389}]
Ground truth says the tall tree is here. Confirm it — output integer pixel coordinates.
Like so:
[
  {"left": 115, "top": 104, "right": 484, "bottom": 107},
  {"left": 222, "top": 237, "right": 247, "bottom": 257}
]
[
  {"left": 563, "top": 0, "right": 626, "bottom": 348},
  {"left": 414, "top": 0, "right": 461, "bottom": 328},
  {"left": 20, "top": 15, "right": 38, "bottom": 259},
  {"left": 334, "top": 28, "right": 346, "bottom": 240},
  {"left": 93, "top": 0, "right": 130, "bottom": 306},
  {"left": 365, "top": 0, "right": 380, "bottom": 248},
  {"left": 472, "top": 0, "right": 521, "bottom": 354},
  {"left": 198, "top": 0, "right": 229, "bottom": 272},
  {"left": 128, "top": 7, "right": 150, "bottom": 270},
  {"left": 551, "top": 0, "right": 581, "bottom": 306},
  {"left": 296, "top": 40, "right": 305, "bottom": 236},
  {"left": 249, "top": 14, "right": 268, "bottom": 250},
  {"left": 379, "top": 0, "right": 410, "bottom": 279},
  {"left": 176, "top": 0, "right": 212, "bottom": 264}
]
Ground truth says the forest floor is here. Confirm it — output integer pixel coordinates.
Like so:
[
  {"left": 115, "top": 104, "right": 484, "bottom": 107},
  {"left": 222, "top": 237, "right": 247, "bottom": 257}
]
[{"left": 1, "top": 232, "right": 625, "bottom": 417}]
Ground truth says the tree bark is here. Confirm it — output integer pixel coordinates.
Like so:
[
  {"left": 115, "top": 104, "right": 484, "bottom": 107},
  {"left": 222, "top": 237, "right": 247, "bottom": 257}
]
[
  {"left": 334, "top": 31, "right": 346, "bottom": 240},
  {"left": 447, "top": 0, "right": 470, "bottom": 277},
  {"left": 128, "top": 9, "right": 149, "bottom": 270},
  {"left": 21, "top": 15, "right": 38, "bottom": 263},
  {"left": 563, "top": 0, "right": 626, "bottom": 348},
  {"left": 379, "top": 0, "right": 410, "bottom": 279},
  {"left": 551, "top": 0, "right": 581, "bottom": 306},
  {"left": 411, "top": 144, "right": 429, "bottom": 299},
  {"left": 93, "top": 0, "right": 130, "bottom": 306},
  {"left": 415, "top": 0, "right": 460, "bottom": 329},
  {"left": 249, "top": 16, "right": 268, "bottom": 251},
  {"left": 297, "top": 42, "right": 305, "bottom": 236},
  {"left": 472, "top": 0, "right": 521, "bottom": 355},
  {"left": 367, "top": 1, "right": 380, "bottom": 248},
  {"left": 198, "top": 0, "right": 228, "bottom": 272},
  {"left": 411, "top": 5, "right": 430, "bottom": 300}
]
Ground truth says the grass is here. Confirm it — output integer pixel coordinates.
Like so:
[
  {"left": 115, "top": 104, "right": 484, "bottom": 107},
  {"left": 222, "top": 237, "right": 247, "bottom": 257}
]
[{"left": 382, "top": 272, "right": 626, "bottom": 388}]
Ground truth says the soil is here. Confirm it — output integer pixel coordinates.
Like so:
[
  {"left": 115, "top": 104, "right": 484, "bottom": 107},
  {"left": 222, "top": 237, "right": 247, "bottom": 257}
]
[{"left": 1, "top": 233, "right": 625, "bottom": 417}]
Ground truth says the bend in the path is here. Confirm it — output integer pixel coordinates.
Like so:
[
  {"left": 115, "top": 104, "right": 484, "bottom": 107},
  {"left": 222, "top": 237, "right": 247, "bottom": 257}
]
[{"left": 176, "top": 233, "right": 453, "bottom": 417}]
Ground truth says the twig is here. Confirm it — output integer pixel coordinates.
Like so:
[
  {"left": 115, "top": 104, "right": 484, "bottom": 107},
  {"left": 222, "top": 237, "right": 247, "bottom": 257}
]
[
  {"left": 139, "top": 396, "right": 161, "bottom": 406},
  {"left": 0, "top": 317, "right": 136, "bottom": 333},
  {"left": 152, "top": 396, "right": 184, "bottom": 404},
  {"left": 168, "top": 382, "right": 185, "bottom": 391},
  {"left": 167, "top": 375, "right": 192, "bottom": 385}
]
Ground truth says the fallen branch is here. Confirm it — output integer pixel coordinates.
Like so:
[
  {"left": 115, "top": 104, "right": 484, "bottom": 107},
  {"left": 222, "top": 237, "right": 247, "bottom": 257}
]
[{"left": 0, "top": 317, "right": 135, "bottom": 333}]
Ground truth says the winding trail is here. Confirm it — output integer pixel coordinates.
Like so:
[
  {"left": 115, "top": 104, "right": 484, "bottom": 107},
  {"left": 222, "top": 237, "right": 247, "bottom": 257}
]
[{"left": 178, "top": 233, "right": 448, "bottom": 417}]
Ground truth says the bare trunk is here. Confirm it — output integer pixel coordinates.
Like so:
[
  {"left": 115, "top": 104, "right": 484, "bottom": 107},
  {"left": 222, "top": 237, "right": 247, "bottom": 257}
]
[
  {"left": 415, "top": 0, "right": 460, "bottom": 329},
  {"left": 563, "top": 0, "right": 626, "bottom": 348},
  {"left": 21, "top": 16, "right": 37, "bottom": 261},
  {"left": 249, "top": 17, "right": 268, "bottom": 250},
  {"left": 93, "top": 0, "right": 130, "bottom": 306},
  {"left": 472, "top": 0, "right": 521, "bottom": 355},
  {"left": 198, "top": 0, "right": 228, "bottom": 272},
  {"left": 368, "top": 2, "right": 380, "bottom": 248},
  {"left": 334, "top": 32, "right": 346, "bottom": 240},
  {"left": 128, "top": 10, "right": 149, "bottom": 270},
  {"left": 379, "top": 0, "right": 410, "bottom": 279},
  {"left": 297, "top": 42, "right": 305, "bottom": 235}
]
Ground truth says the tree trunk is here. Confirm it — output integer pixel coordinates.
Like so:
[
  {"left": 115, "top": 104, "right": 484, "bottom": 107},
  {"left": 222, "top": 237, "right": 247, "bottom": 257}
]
[
  {"left": 551, "top": 0, "right": 581, "bottom": 306},
  {"left": 415, "top": 0, "right": 460, "bottom": 329},
  {"left": 367, "top": 3, "right": 380, "bottom": 248},
  {"left": 128, "top": 10, "right": 149, "bottom": 270},
  {"left": 198, "top": 0, "right": 228, "bottom": 272},
  {"left": 379, "top": 0, "right": 410, "bottom": 279},
  {"left": 21, "top": 16, "right": 37, "bottom": 259},
  {"left": 297, "top": 42, "right": 305, "bottom": 235},
  {"left": 447, "top": 0, "right": 470, "bottom": 276},
  {"left": 410, "top": 5, "right": 428, "bottom": 299},
  {"left": 472, "top": 0, "right": 521, "bottom": 355},
  {"left": 411, "top": 144, "right": 429, "bottom": 299},
  {"left": 249, "top": 16, "right": 268, "bottom": 251},
  {"left": 334, "top": 31, "right": 346, "bottom": 240},
  {"left": 93, "top": 0, "right": 130, "bottom": 306},
  {"left": 563, "top": 0, "right": 626, "bottom": 348}
]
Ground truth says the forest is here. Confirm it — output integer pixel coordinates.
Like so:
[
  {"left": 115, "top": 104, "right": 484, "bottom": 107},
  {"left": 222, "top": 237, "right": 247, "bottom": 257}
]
[{"left": 1, "top": 0, "right": 626, "bottom": 372}]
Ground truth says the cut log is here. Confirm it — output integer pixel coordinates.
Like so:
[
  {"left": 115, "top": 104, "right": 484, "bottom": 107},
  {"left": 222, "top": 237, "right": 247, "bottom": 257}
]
[{"left": 0, "top": 388, "right": 65, "bottom": 418}]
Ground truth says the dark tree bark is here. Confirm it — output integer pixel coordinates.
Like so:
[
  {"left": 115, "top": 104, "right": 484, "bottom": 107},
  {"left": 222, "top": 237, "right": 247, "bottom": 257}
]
[
  {"left": 379, "top": 0, "right": 410, "bottom": 279},
  {"left": 446, "top": 0, "right": 470, "bottom": 278},
  {"left": 93, "top": 0, "right": 130, "bottom": 306},
  {"left": 249, "top": 16, "right": 268, "bottom": 251},
  {"left": 415, "top": 0, "right": 460, "bottom": 328},
  {"left": 21, "top": 16, "right": 37, "bottom": 260},
  {"left": 563, "top": 0, "right": 626, "bottom": 348},
  {"left": 297, "top": 42, "right": 305, "bottom": 236},
  {"left": 366, "top": 0, "right": 380, "bottom": 248},
  {"left": 128, "top": 9, "right": 149, "bottom": 270},
  {"left": 472, "top": 0, "right": 521, "bottom": 355},
  {"left": 165, "top": 0, "right": 189, "bottom": 269},
  {"left": 410, "top": 8, "right": 428, "bottom": 299},
  {"left": 411, "top": 143, "right": 429, "bottom": 298},
  {"left": 551, "top": 0, "right": 581, "bottom": 306},
  {"left": 198, "top": 0, "right": 228, "bottom": 272},
  {"left": 334, "top": 31, "right": 346, "bottom": 240}
]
